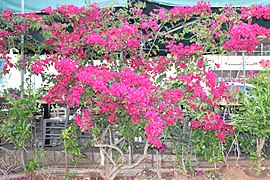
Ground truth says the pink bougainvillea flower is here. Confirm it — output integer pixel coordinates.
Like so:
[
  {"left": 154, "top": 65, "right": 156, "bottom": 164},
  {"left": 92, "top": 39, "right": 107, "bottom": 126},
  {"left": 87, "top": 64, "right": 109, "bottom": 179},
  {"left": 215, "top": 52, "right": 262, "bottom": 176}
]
[
  {"left": 196, "top": 59, "right": 204, "bottom": 68},
  {"left": 217, "top": 133, "right": 225, "bottom": 142}
]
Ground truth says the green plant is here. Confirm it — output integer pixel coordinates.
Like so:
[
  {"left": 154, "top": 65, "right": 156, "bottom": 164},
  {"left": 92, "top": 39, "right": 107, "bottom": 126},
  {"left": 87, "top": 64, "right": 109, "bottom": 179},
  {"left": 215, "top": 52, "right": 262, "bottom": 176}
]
[
  {"left": 204, "top": 168, "right": 222, "bottom": 180},
  {"left": 167, "top": 120, "right": 196, "bottom": 175},
  {"left": 0, "top": 78, "right": 41, "bottom": 172},
  {"left": 232, "top": 68, "right": 270, "bottom": 176},
  {"left": 192, "top": 129, "right": 224, "bottom": 164},
  {"left": 0, "top": 90, "right": 41, "bottom": 177},
  {"left": 0, "top": 91, "right": 39, "bottom": 149},
  {"left": 62, "top": 122, "right": 83, "bottom": 158},
  {"left": 25, "top": 148, "right": 44, "bottom": 174},
  {"left": 62, "top": 121, "right": 84, "bottom": 175},
  {"left": 65, "top": 173, "right": 77, "bottom": 179}
]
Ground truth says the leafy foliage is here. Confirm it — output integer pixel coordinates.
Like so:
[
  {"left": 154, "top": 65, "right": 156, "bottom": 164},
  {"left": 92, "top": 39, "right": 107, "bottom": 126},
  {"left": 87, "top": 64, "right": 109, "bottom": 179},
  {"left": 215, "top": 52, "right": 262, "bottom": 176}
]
[
  {"left": 0, "top": 91, "right": 39, "bottom": 149},
  {"left": 233, "top": 69, "right": 270, "bottom": 138},
  {"left": 233, "top": 68, "right": 270, "bottom": 175}
]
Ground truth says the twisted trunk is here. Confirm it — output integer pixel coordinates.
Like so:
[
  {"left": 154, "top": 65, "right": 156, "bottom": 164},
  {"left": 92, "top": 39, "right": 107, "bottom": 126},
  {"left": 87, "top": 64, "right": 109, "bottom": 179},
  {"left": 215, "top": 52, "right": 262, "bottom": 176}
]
[{"left": 256, "top": 137, "right": 266, "bottom": 176}]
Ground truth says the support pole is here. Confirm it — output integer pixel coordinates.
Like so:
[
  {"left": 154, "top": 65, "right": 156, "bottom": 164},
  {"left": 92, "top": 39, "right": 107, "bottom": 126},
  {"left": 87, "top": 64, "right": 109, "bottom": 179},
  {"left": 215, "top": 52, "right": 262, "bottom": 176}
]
[
  {"left": 242, "top": 51, "right": 246, "bottom": 93},
  {"left": 20, "top": 0, "right": 25, "bottom": 98}
]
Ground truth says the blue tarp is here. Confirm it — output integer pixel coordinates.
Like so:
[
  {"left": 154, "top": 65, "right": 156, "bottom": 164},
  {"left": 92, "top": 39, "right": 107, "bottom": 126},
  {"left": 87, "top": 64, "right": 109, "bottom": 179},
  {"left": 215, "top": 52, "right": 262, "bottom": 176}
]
[{"left": 0, "top": 0, "right": 127, "bottom": 13}]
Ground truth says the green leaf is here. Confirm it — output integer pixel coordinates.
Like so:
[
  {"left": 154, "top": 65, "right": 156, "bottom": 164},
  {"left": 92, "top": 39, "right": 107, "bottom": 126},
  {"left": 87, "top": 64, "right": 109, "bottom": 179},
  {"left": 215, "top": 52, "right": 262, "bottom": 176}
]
[{"left": 167, "top": 53, "right": 172, "bottom": 59}]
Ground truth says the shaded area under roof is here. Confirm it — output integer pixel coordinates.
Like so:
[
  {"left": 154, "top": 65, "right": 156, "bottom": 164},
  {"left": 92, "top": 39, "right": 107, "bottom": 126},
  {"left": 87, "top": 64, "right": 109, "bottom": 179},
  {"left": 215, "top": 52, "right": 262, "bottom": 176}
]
[{"left": 1, "top": 0, "right": 269, "bottom": 13}]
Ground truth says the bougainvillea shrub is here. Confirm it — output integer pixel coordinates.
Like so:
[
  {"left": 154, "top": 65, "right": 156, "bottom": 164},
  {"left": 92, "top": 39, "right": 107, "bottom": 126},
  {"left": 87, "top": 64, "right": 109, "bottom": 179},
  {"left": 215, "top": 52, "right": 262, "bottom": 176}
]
[{"left": 0, "top": 1, "right": 269, "bottom": 153}]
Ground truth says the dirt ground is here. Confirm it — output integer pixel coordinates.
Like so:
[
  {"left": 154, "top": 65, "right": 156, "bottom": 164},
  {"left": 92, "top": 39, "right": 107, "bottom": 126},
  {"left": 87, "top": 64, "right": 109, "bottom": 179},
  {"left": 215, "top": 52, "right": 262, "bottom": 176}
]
[
  {"left": 220, "top": 165, "right": 270, "bottom": 180},
  {"left": 4, "top": 164, "right": 270, "bottom": 179},
  {"left": 132, "top": 164, "right": 270, "bottom": 180}
]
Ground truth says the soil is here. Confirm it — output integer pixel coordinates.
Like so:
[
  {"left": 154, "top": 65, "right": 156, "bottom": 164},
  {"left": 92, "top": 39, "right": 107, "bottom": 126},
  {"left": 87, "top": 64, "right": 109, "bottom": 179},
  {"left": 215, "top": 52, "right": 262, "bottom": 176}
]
[
  {"left": 134, "top": 165, "right": 270, "bottom": 180},
  {"left": 219, "top": 165, "right": 252, "bottom": 180},
  {"left": 4, "top": 165, "right": 270, "bottom": 180}
]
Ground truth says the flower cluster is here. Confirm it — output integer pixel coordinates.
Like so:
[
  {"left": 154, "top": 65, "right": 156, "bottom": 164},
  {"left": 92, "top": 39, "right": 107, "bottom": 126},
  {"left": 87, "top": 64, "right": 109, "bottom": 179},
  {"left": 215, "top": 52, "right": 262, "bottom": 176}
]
[
  {"left": 259, "top": 59, "right": 270, "bottom": 67},
  {"left": 145, "top": 109, "right": 164, "bottom": 148},
  {"left": 224, "top": 23, "right": 270, "bottom": 54},
  {"left": 55, "top": 58, "right": 78, "bottom": 75},
  {"left": 166, "top": 42, "right": 203, "bottom": 61},
  {"left": 45, "top": 65, "right": 170, "bottom": 147},
  {"left": 74, "top": 108, "right": 94, "bottom": 132},
  {"left": 0, "top": 30, "right": 8, "bottom": 55},
  {"left": 190, "top": 113, "right": 234, "bottom": 142},
  {"left": 169, "top": 1, "right": 212, "bottom": 20},
  {"left": 1, "top": 10, "right": 13, "bottom": 20},
  {"left": 241, "top": 5, "right": 270, "bottom": 20}
]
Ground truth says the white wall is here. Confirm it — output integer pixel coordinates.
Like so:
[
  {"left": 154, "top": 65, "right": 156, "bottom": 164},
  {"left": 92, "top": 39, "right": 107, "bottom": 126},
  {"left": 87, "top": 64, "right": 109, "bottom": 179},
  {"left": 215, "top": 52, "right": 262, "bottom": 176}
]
[
  {"left": 1, "top": 52, "right": 43, "bottom": 91},
  {"left": 205, "top": 55, "right": 270, "bottom": 71}
]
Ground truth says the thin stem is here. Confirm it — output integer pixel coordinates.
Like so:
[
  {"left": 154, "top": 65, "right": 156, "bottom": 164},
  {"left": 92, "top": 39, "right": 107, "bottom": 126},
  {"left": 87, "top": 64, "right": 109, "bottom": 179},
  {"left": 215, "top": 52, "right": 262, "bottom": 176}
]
[
  {"left": 64, "top": 139, "right": 69, "bottom": 175},
  {"left": 166, "top": 19, "right": 199, "bottom": 36},
  {"left": 103, "top": 149, "right": 116, "bottom": 167},
  {"left": 114, "top": 137, "right": 125, "bottom": 146},
  {"left": 146, "top": 23, "right": 165, "bottom": 59},
  {"left": 21, "top": 150, "right": 25, "bottom": 171},
  {"left": 225, "top": 133, "right": 239, "bottom": 161}
]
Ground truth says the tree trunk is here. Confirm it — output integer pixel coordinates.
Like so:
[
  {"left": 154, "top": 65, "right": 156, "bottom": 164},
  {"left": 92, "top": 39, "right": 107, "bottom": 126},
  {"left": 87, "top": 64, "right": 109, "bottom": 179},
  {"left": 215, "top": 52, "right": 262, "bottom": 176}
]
[
  {"left": 100, "top": 148, "right": 105, "bottom": 167},
  {"left": 21, "top": 150, "right": 25, "bottom": 171},
  {"left": 256, "top": 137, "right": 266, "bottom": 176}
]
